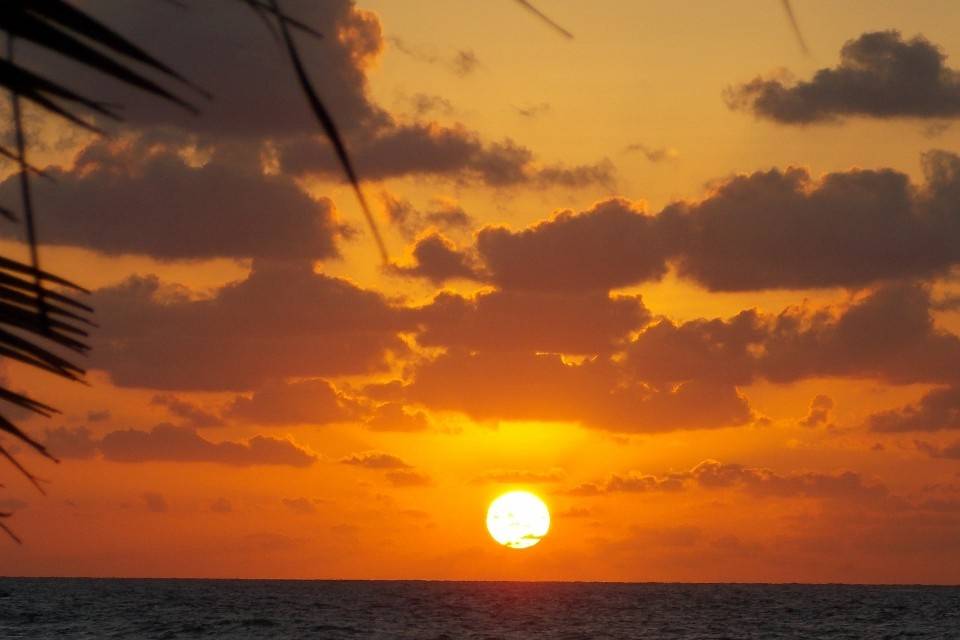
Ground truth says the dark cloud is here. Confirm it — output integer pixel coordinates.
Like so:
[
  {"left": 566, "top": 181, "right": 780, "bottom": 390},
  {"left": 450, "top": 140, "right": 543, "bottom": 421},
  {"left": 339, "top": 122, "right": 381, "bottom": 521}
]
[
  {"left": 279, "top": 124, "right": 614, "bottom": 188},
  {"left": 452, "top": 50, "right": 480, "bottom": 77},
  {"left": 32, "top": 0, "right": 387, "bottom": 138},
  {"left": 0, "top": 498, "right": 28, "bottom": 512},
  {"left": 91, "top": 260, "right": 411, "bottom": 390},
  {"left": 867, "top": 385, "right": 960, "bottom": 432},
  {"left": 391, "top": 234, "right": 480, "bottom": 285},
  {"left": 515, "top": 103, "right": 551, "bottom": 119},
  {"left": 800, "top": 395, "right": 834, "bottom": 428},
  {"left": 151, "top": 395, "right": 223, "bottom": 429},
  {"left": 365, "top": 402, "right": 429, "bottom": 433},
  {"left": 340, "top": 451, "right": 411, "bottom": 470},
  {"left": 382, "top": 193, "right": 474, "bottom": 240},
  {"left": 727, "top": 31, "right": 960, "bottom": 124},
  {"left": 282, "top": 497, "right": 317, "bottom": 514},
  {"left": 86, "top": 410, "right": 111, "bottom": 423},
  {"left": 416, "top": 289, "right": 649, "bottom": 354},
  {"left": 466, "top": 152, "right": 960, "bottom": 292},
  {"left": 226, "top": 379, "right": 357, "bottom": 426},
  {"left": 915, "top": 440, "right": 960, "bottom": 459},
  {"left": 0, "top": 140, "right": 345, "bottom": 261},
  {"left": 43, "top": 426, "right": 99, "bottom": 460},
  {"left": 472, "top": 468, "right": 565, "bottom": 484},
  {"left": 625, "top": 283, "right": 960, "bottom": 387},
  {"left": 142, "top": 492, "right": 168, "bottom": 513},
  {"left": 98, "top": 424, "right": 316, "bottom": 467},
  {"left": 570, "top": 459, "right": 888, "bottom": 501},
  {"left": 407, "top": 94, "right": 455, "bottom": 117},
  {"left": 476, "top": 199, "right": 669, "bottom": 292},
  {"left": 385, "top": 470, "right": 433, "bottom": 487},
  {"left": 407, "top": 350, "right": 752, "bottom": 433}
]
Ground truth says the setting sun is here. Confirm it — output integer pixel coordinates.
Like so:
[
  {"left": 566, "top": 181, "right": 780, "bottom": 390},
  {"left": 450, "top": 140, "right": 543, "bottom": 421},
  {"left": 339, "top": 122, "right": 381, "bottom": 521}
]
[{"left": 486, "top": 491, "right": 551, "bottom": 549}]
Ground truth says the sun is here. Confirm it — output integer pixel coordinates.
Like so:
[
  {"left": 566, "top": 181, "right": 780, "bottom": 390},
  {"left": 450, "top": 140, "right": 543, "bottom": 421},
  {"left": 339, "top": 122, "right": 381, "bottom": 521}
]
[{"left": 486, "top": 490, "right": 551, "bottom": 549}]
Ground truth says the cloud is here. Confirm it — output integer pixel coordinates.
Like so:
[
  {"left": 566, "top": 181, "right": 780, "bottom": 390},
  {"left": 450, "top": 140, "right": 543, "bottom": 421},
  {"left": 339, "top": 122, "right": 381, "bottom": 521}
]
[
  {"left": 226, "top": 379, "right": 357, "bottom": 426},
  {"left": 151, "top": 395, "right": 223, "bottom": 429},
  {"left": 472, "top": 468, "right": 565, "bottom": 485},
  {"left": 142, "top": 492, "right": 168, "bottom": 513},
  {"left": 43, "top": 426, "right": 99, "bottom": 460},
  {"left": 416, "top": 289, "right": 649, "bottom": 354},
  {"left": 915, "top": 440, "right": 960, "bottom": 459},
  {"left": 407, "top": 350, "right": 752, "bottom": 432},
  {"left": 391, "top": 234, "right": 481, "bottom": 285},
  {"left": 476, "top": 198, "right": 669, "bottom": 292},
  {"left": 388, "top": 37, "right": 478, "bottom": 77},
  {"left": 800, "top": 395, "right": 834, "bottom": 428},
  {"left": 340, "top": 451, "right": 411, "bottom": 470},
  {"left": 86, "top": 411, "right": 111, "bottom": 423},
  {"left": 279, "top": 123, "right": 614, "bottom": 188},
  {"left": 515, "top": 103, "right": 551, "bottom": 119},
  {"left": 282, "top": 497, "right": 317, "bottom": 514},
  {"left": 97, "top": 424, "right": 316, "bottom": 467},
  {"left": 727, "top": 31, "right": 960, "bottom": 124},
  {"left": 625, "top": 283, "right": 960, "bottom": 386},
  {"left": 382, "top": 194, "right": 474, "bottom": 240},
  {"left": 464, "top": 151, "right": 960, "bottom": 292},
  {"left": 625, "top": 143, "right": 679, "bottom": 163},
  {"left": 0, "top": 139, "right": 345, "bottom": 261},
  {"left": 867, "top": 385, "right": 960, "bottom": 432},
  {"left": 385, "top": 470, "right": 433, "bottom": 487},
  {"left": 570, "top": 459, "right": 888, "bottom": 501},
  {"left": 365, "top": 402, "right": 430, "bottom": 433},
  {"left": 91, "top": 260, "right": 411, "bottom": 390},
  {"left": 30, "top": 0, "right": 387, "bottom": 138},
  {"left": 407, "top": 93, "right": 455, "bottom": 117}
]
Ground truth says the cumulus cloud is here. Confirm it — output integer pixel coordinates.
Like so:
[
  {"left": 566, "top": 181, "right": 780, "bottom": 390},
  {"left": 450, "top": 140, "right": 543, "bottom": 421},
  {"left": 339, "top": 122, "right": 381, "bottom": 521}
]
[
  {"left": 382, "top": 194, "right": 474, "bottom": 239},
  {"left": 625, "top": 283, "right": 960, "bottom": 387},
  {"left": 416, "top": 289, "right": 649, "bottom": 354},
  {"left": 43, "top": 426, "right": 99, "bottom": 460},
  {"left": 365, "top": 402, "right": 429, "bottom": 433},
  {"left": 915, "top": 440, "right": 960, "bottom": 459},
  {"left": 390, "top": 234, "right": 481, "bottom": 285},
  {"left": 0, "top": 140, "right": 345, "bottom": 261},
  {"left": 570, "top": 459, "right": 888, "bottom": 501},
  {"left": 476, "top": 198, "right": 669, "bottom": 292},
  {"left": 385, "top": 470, "right": 433, "bottom": 487},
  {"left": 226, "top": 379, "right": 357, "bottom": 426},
  {"left": 279, "top": 123, "right": 614, "bottom": 188},
  {"left": 800, "top": 395, "right": 834, "bottom": 428},
  {"left": 407, "top": 350, "right": 752, "bottom": 432},
  {"left": 30, "top": 0, "right": 387, "bottom": 138},
  {"left": 91, "top": 260, "right": 411, "bottom": 390},
  {"left": 465, "top": 151, "right": 960, "bottom": 292},
  {"left": 151, "top": 395, "right": 223, "bottom": 429},
  {"left": 86, "top": 424, "right": 317, "bottom": 467},
  {"left": 727, "top": 31, "right": 960, "bottom": 124},
  {"left": 282, "top": 497, "right": 317, "bottom": 514},
  {"left": 340, "top": 451, "right": 411, "bottom": 469},
  {"left": 142, "top": 492, "right": 168, "bottom": 513},
  {"left": 867, "top": 385, "right": 960, "bottom": 432}
]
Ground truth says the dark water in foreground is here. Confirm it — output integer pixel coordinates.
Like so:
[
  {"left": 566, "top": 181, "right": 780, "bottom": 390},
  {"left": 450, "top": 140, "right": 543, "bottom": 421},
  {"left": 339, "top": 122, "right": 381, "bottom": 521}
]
[{"left": 0, "top": 578, "right": 958, "bottom": 639}]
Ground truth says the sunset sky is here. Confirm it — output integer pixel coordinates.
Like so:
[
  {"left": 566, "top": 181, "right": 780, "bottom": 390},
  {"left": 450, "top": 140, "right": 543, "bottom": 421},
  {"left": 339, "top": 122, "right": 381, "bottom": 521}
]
[{"left": 3, "top": 0, "right": 960, "bottom": 583}]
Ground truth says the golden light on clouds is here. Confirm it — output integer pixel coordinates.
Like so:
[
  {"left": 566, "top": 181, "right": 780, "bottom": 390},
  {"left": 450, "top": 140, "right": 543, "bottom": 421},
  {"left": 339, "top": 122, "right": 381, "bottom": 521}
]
[{"left": 486, "top": 490, "right": 551, "bottom": 549}]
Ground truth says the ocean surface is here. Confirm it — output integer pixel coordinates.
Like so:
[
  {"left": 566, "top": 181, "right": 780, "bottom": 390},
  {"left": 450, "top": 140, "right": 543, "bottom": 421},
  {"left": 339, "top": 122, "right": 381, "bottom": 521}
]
[{"left": 0, "top": 578, "right": 958, "bottom": 639}]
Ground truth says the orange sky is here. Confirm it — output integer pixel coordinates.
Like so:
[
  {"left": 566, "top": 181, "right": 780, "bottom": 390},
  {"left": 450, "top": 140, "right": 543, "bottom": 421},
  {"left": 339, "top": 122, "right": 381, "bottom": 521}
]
[{"left": 2, "top": 0, "right": 960, "bottom": 584}]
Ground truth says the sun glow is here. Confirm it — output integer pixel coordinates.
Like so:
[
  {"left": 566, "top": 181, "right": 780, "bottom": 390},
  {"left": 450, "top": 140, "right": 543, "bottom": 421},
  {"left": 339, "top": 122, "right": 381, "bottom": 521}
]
[{"left": 486, "top": 490, "right": 551, "bottom": 549}]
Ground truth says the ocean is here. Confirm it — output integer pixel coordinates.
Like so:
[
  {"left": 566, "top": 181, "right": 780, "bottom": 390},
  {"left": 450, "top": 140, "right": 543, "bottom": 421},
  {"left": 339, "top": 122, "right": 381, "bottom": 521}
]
[{"left": 0, "top": 578, "right": 958, "bottom": 638}]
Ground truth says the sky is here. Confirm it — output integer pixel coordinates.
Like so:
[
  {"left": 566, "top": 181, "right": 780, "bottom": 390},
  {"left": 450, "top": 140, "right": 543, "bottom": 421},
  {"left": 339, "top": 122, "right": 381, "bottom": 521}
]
[{"left": 2, "top": 0, "right": 960, "bottom": 583}]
